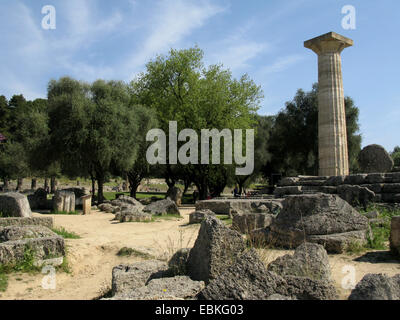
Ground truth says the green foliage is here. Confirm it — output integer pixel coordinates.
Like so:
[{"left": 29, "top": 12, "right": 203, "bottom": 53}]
[
  {"left": 217, "top": 215, "right": 232, "bottom": 226},
  {"left": 51, "top": 227, "right": 80, "bottom": 239},
  {"left": 131, "top": 47, "right": 263, "bottom": 199},
  {"left": 264, "top": 83, "right": 362, "bottom": 177},
  {"left": 117, "top": 247, "right": 153, "bottom": 259},
  {"left": 345, "top": 241, "right": 367, "bottom": 255},
  {"left": 47, "top": 77, "right": 142, "bottom": 202},
  {"left": 391, "top": 146, "right": 400, "bottom": 167},
  {"left": 0, "top": 272, "right": 7, "bottom": 292},
  {"left": 361, "top": 205, "right": 400, "bottom": 250}
]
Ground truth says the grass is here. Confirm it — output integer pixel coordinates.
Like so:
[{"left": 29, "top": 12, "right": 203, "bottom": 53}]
[
  {"left": 153, "top": 214, "right": 183, "bottom": 221},
  {"left": 359, "top": 205, "right": 400, "bottom": 251},
  {"left": 0, "top": 272, "right": 8, "bottom": 292},
  {"left": 217, "top": 215, "right": 233, "bottom": 226},
  {"left": 117, "top": 247, "right": 154, "bottom": 259},
  {"left": 0, "top": 245, "right": 72, "bottom": 293},
  {"left": 51, "top": 227, "right": 81, "bottom": 239}
]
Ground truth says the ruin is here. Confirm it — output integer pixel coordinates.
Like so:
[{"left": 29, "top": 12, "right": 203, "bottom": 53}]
[{"left": 305, "top": 32, "right": 353, "bottom": 176}]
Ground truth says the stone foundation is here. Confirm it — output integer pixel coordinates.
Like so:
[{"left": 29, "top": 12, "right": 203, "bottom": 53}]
[
  {"left": 275, "top": 173, "right": 400, "bottom": 204},
  {"left": 195, "top": 198, "right": 283, "bottom": 216},
  {"left": 0, "top": 217, "right": 53, "bottom": 228}
]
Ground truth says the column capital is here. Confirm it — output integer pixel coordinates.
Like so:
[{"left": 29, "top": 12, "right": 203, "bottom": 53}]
[{"left": 304, "top": 32, "right": 353, "bottom": 55}]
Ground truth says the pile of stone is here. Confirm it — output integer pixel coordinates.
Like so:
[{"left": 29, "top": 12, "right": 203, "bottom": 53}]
[
  {"left": 250, "top": 193, "right": 370, "bottom": 254},
  {"left": 0, "top": 192, "right": 32, "bottom": 218},
  {"left": 349, "top": 274, "right": 400, "bottom": 300},
  {"left": 97, "top": 196, "right": 180, "bottom": 223},
  {"left": 0, "top": 194, "right": 65, "bottom": 267},
  {"left": 188, "top": 209, "right": 215, "bottom": 224},
  {"left": 194, "top": 198, "right": 283, "bottom": 235},
  {"left": 106, "top": 216, "right": 339, "bottom": 300},
  {"left": 275, "top": 172, "right": 400, "bottom": 207},
  {"left": 53, "top": 190, "right": 76, "bottom": 213}
]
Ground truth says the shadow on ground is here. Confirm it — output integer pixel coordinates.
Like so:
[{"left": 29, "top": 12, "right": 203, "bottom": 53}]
[{"left": 353, "top": 251, "right": 400, "bottom": 264}]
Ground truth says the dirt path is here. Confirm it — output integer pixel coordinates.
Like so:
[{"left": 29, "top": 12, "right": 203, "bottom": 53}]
[
  {"left": 1, "top": 208, "right": 399, "bottom": 300},
  {"left": 0, "top": 208, "right": 200, "bottom": 300}
]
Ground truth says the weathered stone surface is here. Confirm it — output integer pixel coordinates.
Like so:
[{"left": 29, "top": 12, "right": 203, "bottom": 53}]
[
  {"left": 196, "top": 200, "right": 231, "bottom": 214},
  {"left": 382, "top": 183, "right": 400, "bottom": 194},
  {"left": 187, "top": 216, "right": 246, "bottom": 283},
  {"left": 189, "top": 209, "right": 215, "bottom": 225},
  {"left": 261, "top": 194, "right": 369, "bottom": 253},
  {"left": 390, "top": 216, "right": 400, "bottom": 256},
  {"left": 168, "top": 248, "right": 190, "bottom": 276},
  {"left": 362, "top": 184, "right": 383, "bottom": 194},
  {"left": 166, "top": 187, "right": 183, "bottom": 206},
  {"left": 274, "top": 186, "right": 302, "bottom": 197},
  {"left": 267, "top": 243, "right": 338, "bottom": 300},
  {"left": 98, "top": 203, "right": 114, "bottom": 213},
  {"left": 53, "top": 190, "right": 75, "bottom": 213},
  {"left": 324, "top": 176, "right": 346, "bottom": 186},
  {"left": 366, "top": 173, "right": 385, "bottom": 184},
  {"left": 284, "top": 275, "right": 338, "bottom": 300},
  {"left": 0, "top": 225, "right": 56, "bottom": 242},
  {"left": 113, "top": 276, "right": 205, "bottom": 300},
  {"left": 343, "top": 174, "right": 367, "bottom": 185},
  {"left": 64, "top": 188, "right": 87, "bottom": 206},
  {"left": 197, "top": 249, "right": 287, "bottom": 300},
  {"left": 337, "top": 185, "right": 375, "bottom": 208},
  {"left": 266, "top": 294, "right": 295, "bottom": 300},
  {"left": 381, "top": 193, "right": 400, "bottom": 203},
  {"left": 267, "top": 243, "right": 331, "bottom": 282},
  {"left": 306, "top": 230, "right": 368, "bottom": 254},
  {"left": 0, "top": 235, "right": 65, "bottom": 265},
  {"left": 359, "top": 144, "right": 394, "bottom": 173},
  {"left": 195, "top": 199, "right": 283, "bottom": 216},
  {"left": 279, "top": 177, "right": 300, "bottom": 187},
  {"left": 348, "top": 274, "right": 400, "bottom": 300},
  {"left": 305, "top": 32, "right": 352, "bottom": 176},
  {"left": 111, "top": 260, "right": 168, "bottom": 296},
  {"left": 232, "top": 212, "right": 274, "bottom": 235},
  {"left": 116, "top": 195, "right": 144, "bottom": 209},
  {"left": 114, "top": 210, "right": 152, "bottom": 223},
  {"left": 0, "top": 217, "right": 53, "bottom": 228},
  {"left": 0, "top": 193, "right": 32, "bottom": 218},
  {"left": 143, "top": 199, "right": 180, "bottom": 216}
]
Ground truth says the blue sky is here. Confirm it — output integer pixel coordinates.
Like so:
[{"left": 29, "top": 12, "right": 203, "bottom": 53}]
[{"left": 0, "top": 0, "right": 399, "bottom": 151}]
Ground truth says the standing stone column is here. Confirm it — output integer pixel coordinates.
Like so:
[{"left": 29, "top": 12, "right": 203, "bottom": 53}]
[{"left": 304, "top": 32, "right": 353, "bottom": 176}]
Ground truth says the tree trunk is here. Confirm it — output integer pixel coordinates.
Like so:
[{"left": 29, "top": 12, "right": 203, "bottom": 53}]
[
  {"left": 16, "top": 178, "right": 23, "bottom": 191},
  {"left": 50, "top": 177, "right": 57, "bottom": 194},
  {"left": 31, "top": 178, "right": 37, "bottom": 190},
  {"left": 183, "top": 178, "right": 191, "bottom": 196},
  {"left": 44, "top": 178, "right": 49, "bottom": 190},
  {"left": 129, "top": 184, "right": 139, "bottom": 199},
  {"left": 91, "top": 177, "right": 96, "bottom": 197},
  {"left": 3, "top": 179, "right": 9, "bottom": 190},
  {"left": 197, "top": 182, "right": 208, "bottom": 200},
  {"left": 97, "top": 176, "right": 105, "bottom": 204}
]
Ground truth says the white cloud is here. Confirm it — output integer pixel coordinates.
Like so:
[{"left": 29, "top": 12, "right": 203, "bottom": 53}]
[
  {"left": 124, "top": 0, "right": 226, "bottom": 76},
  {"left": 262, "top": 54, "right": 305, "bottom": 74},
  {"left": 211, "top": 42, "right": 269, "bottom": 71}
]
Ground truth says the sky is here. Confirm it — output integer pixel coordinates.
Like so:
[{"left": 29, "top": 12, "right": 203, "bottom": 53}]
[{"left": 0, "top": 0, "right": 399, "bottom": 152}]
